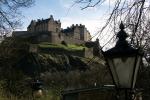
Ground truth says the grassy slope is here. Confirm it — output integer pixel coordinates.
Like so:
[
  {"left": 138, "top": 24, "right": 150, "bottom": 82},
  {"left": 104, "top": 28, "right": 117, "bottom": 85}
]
[{"left": 38, "top": 42, "right": 86, "bottom": 52}]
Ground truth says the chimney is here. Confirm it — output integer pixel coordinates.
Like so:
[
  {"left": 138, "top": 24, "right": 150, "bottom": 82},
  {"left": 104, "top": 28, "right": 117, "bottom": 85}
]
[
  {"left": 37, "top": 19, "right": 41, "bottom": 22},
  {"left": 58, "top": 20, "right": 60, "bottom": 23},
  {"left": 50, "top": 15, "right": 54, "bottom": 20},
  {"left": 72, "top": 24, "right": 74, "bottom": 27}
]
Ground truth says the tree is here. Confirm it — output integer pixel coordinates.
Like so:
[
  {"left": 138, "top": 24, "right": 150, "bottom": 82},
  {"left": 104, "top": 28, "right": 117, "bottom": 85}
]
[
  {"left": 75, "top": 0, "right": 150, "bottom": 65},
  {"left": 0, "top": 0, "right": 34, "bottom": 37},
  {"left": 75, "top": 0, "right": 150, "bottom": 99}
]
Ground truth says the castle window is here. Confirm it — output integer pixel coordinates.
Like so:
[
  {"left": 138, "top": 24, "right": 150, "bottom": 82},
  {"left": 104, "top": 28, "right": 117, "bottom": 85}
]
[
  {"left": 58, "top": 33, "right": 61, "bottom": 38},
  {"left": 56, "top": 28, "right": 59, "bottom": 32},
  {"left": 42, "top": 34, "right": 48, "bottom": 39}
]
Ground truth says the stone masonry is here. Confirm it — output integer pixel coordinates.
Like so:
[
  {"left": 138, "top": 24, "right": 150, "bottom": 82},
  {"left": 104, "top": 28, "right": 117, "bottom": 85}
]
[{"left": 13, "top": 15, "right": 91, "bottom": 45}]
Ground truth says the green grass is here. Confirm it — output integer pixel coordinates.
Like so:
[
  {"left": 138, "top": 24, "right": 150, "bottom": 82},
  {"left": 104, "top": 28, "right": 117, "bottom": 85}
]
[
  {"left": 0, "top": 89, "right": 60, "bottom": 100},
  {"left": 38, "top": 42, "right": 86, "bottom": 51}
]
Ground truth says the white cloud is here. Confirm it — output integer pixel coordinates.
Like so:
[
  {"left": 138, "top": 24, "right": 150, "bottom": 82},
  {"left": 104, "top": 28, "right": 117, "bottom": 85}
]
[
  {"left": 61, "top": 17, "right": 105, "bottom": 36},
  {"left": 59, "top": 0, "right": 74, "bottom": 9}
]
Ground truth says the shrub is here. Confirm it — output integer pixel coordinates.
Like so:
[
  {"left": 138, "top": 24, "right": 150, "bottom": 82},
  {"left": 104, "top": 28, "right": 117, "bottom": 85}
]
[{"left": 61, "top": 41, "right": 67, "bottom": 46}]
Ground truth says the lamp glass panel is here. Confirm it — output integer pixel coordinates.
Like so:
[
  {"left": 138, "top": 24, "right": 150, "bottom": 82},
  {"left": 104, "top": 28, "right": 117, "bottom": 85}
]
[
  {"left": 107, "top": 57, "right": 136, "bottom": 88},
  {"left": 132, "top": 55, "right": 142, "bottom": 88}
]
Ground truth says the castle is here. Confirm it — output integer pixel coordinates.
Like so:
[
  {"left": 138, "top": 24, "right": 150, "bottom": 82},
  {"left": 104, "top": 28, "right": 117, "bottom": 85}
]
[{"left": 13, "top": 15, "right": 91, "bottom": 44}]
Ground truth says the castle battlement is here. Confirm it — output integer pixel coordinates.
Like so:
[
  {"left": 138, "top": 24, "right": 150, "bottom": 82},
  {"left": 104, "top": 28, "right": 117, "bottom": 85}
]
[
  {"left": 13, "top": 15, "right": 91, "bottom": 44},
  {"left": 27, "top": 15, "right": 61, "bottom": 32}
]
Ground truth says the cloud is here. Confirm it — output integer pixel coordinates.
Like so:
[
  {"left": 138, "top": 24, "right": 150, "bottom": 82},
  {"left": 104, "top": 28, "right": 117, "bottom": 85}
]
[
  {"left": 59, "top": 0, "right": 74, "bottom": 9},
  {"left": 61, "top": 17, "right": 106, "bottom": 36}
]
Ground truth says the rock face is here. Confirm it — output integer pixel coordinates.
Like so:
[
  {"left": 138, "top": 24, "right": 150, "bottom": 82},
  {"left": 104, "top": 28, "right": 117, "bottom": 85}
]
[{"left": 12, "top": 15, "right": 91, "bottom": 45}]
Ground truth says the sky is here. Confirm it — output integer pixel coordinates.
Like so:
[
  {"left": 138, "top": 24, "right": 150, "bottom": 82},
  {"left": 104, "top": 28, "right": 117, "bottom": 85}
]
[{"left": 21, "top": 0, "right": 113, "bottom": 37}]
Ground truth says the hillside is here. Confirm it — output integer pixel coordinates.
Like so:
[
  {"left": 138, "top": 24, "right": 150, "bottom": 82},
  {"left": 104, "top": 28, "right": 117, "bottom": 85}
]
[
  {"left": 2, "top": 37, "right": 149, "bottom": 100},
  {"left": 0, "top": 37, "right": 112, "bottom": 99},
  {"left": 0, "top": 37, "right": 100, "bottom": 73},
  {"left": 37, "top": 42, "right": 93, "bottom": 58}
]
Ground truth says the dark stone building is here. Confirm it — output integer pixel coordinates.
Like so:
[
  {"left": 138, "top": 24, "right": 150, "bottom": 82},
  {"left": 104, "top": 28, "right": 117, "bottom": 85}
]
[{"left": 12, "top": 15, "right": 91, "bottom": 44}]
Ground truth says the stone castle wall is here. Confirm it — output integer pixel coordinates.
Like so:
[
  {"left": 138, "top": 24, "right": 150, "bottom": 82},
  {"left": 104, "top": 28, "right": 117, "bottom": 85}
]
[
  {"left": 27, "top": 15, "right": 61, "bottom": 33},
  {"left": 12, "top": 15, "right": 94, "bottom": 58},
  {"left": 84, "top": 48, "right": 93, "bottom": 58},
  {"left": 62, "top": 35, "right": 85, "bottom": 45},
  {"left": 14, "top": 15, "right": 91, "bottom": 45}
]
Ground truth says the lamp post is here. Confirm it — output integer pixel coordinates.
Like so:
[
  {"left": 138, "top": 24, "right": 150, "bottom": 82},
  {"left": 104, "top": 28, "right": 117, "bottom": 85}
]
[{"left": 103, "top": 22, "right": 143, "bottom": 100}]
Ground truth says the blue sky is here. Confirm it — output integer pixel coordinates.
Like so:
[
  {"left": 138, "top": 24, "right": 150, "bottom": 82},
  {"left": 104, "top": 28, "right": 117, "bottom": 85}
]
[{"left": 21, "top": 0, "right": 113, "bottom": 36}]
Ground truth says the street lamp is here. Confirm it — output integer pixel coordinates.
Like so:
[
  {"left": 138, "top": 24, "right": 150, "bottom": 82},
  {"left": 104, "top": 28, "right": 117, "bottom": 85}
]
[{"left": 103, "top": 22, "right": 143, "bottom": 99}]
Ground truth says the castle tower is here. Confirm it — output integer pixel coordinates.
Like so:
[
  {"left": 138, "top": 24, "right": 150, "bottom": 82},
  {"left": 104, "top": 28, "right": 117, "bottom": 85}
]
[
  {"left": 27, "top": 20, "right": 36, "bottom": 32},
  {"left": 47, "top": 15, "right": 61, "bottom": 43},
  {"left": 73, "top": 24, "right": 81, "bottom": 39},
  {"left": 47, "top": 15, "right": 61, "bottom": 33},
  {"left": 27, "top": 15, "right": 61, "bottom": 33},
  {"left": 73, "top": 24, "right": 91, "bottom": 41}
]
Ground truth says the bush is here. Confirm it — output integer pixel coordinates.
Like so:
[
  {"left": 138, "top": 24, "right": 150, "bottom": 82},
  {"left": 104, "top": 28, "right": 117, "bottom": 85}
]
[{"left": 61, "top": 41, "right": 67, "bottom": 46}]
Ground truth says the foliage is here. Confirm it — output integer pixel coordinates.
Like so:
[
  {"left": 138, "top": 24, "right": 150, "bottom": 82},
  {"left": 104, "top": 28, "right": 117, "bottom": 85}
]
[
  {"left": 38, "top": 42, "right": 86, "bottom": 51},
  {"left": 38, "top": 53, "right": 89, "bottom": 72},
  {"left": 136, "top": 65, "right": 150, "bottom": 100},
  {"left": 61, "top": 41, "right": 68, "bottom": 46},
  {"left": 0, "top": 37, "right": 111, "bottom": 99},
  {"left": 41, "top": 59, "right": 112, "bottom": 90},
  {"left": 0, "top": 37, "right": 32, "bottom": 98}
]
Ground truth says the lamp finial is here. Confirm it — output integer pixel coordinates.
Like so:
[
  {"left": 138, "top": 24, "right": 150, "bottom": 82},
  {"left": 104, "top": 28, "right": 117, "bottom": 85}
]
[
  {"left": 119, "top": 21, "right": 125, "bottom": 30},
  {"left": 116, "top": 21, "right": 128, "bottom": 47}
]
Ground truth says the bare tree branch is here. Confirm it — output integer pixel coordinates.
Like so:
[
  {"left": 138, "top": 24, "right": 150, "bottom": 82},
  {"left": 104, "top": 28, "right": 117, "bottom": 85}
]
[
  {"left": 75, "top": 0, "right": 150, "bottom": 65},
  {"left": 0, "top": 0, "right": 34, "bottom": 37}
]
